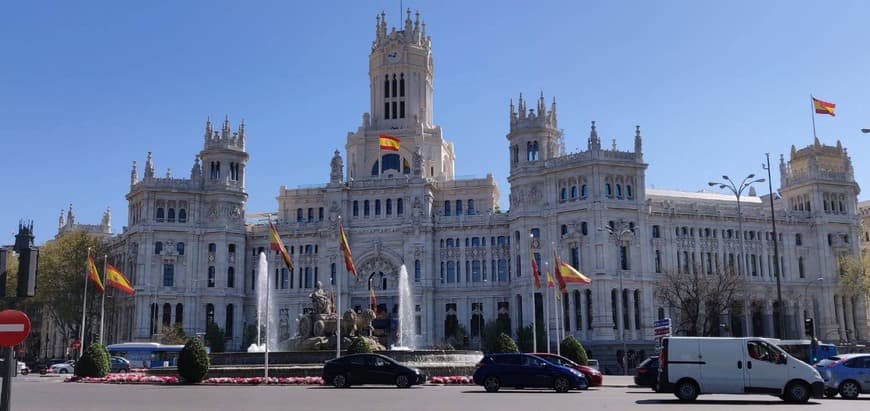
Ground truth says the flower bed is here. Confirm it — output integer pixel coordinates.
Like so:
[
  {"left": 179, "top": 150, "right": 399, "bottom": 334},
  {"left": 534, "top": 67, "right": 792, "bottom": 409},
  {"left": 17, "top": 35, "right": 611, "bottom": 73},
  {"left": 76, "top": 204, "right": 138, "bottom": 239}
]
[
  {"left": 203, "top": 376, "right": 324, "bottom": 385},
  {"left": 428, "top": 376, "right": 473, "bottom": 385},
  {"left": 66, "top": 373, "right": 179, "bottom": 384}
]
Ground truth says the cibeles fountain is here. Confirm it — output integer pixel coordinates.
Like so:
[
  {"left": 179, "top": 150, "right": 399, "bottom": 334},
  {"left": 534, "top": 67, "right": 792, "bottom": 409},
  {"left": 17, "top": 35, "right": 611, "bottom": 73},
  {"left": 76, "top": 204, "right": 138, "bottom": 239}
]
[{"left": 206, "top": 257, "right": 480, "bottom": 378}]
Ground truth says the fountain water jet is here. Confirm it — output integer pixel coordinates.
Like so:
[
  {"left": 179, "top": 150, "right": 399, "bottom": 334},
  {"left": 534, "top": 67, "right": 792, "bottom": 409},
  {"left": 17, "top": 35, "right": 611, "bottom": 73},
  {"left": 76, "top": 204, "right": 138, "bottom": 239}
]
[
  {"left": 392, "top": 264, "right": 416, "bottom": 350},
  {"left": 247, "top": 252, "right": 276, "bottom": 352}
]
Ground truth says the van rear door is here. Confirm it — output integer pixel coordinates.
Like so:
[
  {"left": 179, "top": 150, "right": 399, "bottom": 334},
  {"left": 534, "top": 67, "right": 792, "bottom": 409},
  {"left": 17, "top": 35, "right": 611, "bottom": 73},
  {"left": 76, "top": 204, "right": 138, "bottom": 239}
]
[
  {"left": 667, "top": 338, "right": 701, "bottom": 385},
  {"left": 699, "top": 339, "right": 744, "bottom": 393}
]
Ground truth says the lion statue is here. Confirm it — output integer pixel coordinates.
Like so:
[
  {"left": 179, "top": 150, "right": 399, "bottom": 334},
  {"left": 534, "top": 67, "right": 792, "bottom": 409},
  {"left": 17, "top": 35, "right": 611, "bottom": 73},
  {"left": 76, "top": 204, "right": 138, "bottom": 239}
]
[
  {"left": 340, "top": 309, "right": 358, "bottom": 336},
  {"left": 356, "top": 308, "right": 376, "bottom": 337}
]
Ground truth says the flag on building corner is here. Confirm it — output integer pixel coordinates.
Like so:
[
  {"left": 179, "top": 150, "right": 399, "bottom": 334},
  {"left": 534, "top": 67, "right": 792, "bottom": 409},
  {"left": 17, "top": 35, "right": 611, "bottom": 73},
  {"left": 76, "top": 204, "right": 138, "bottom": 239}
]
[
  {"left": 268, "top": 219, "right": 294, "bottom": 272},
  {"left": 339, "top": 221, "right": 357, "bottom": 276},
  {"left": 812, "top": 97, "right": 836, "bottom": 116},
  {"left": 87, "top": 256, "right": 104, "bottom": 294},
  {"left": 106, "top": 263, "right": 135, "bottom": 295},
  {"left": 379, "top": 135, "right": 401, "bottom": 151}
]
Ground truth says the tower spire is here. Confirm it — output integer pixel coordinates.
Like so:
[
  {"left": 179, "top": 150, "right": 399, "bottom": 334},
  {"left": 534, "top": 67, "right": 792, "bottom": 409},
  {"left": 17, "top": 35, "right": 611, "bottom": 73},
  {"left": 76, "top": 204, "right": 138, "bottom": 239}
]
[
  {"left": 634, "top": 125, "right": 642, "bottom": 153},
  {"left": 131, "top": 160, "right": 139, "bottom": 185},
  {"left": 588, "top": 121, "right": 600, "bottom": 150},
  {"left": 144, "top": 152, "right": 155, "bottom": 179}
]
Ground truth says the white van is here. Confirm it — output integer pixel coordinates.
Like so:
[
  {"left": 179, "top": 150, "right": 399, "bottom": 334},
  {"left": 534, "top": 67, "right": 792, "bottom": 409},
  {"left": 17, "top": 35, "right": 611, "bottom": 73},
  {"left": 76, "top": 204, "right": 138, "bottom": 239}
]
[{"left": 658, "top": 337, "right": 824, "bottom": 403}]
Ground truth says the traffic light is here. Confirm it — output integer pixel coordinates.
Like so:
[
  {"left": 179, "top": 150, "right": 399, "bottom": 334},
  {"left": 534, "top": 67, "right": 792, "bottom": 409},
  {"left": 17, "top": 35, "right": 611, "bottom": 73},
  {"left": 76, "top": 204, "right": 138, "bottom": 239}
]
[{"left": 804, "top": 317, "right": 815, "bottom": 338}]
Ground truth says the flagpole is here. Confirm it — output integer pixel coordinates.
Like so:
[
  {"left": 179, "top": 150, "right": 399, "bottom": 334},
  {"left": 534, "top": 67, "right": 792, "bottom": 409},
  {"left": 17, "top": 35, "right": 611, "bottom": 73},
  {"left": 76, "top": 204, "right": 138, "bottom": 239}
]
[
  {"left": 99, "top": 255, "right": 107, "bottom": 345},
  {"left": 80, "top": 248, "right": 90, "bottom": 358},
  {"left": 555, "top": 285, "right": 562, "bottom": 355},
  {"left": 545, "top": 263, "right": 551, "bottom": 353},
  {"left": 529, "top": 234, "right": 537, "bottom": 353},
  {"left": 810, "top": 94, "right": 817, "bottom": 139},
  {"left": 265, "top": 258, "right": 270, "bottom": 380},
  {"left": 336, "top": 216, "right": 342, "bottom": 359}
]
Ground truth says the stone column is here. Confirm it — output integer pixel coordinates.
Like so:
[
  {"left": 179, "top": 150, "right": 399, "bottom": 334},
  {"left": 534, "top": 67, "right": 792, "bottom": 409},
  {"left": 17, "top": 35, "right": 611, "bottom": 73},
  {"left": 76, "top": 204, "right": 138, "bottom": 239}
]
[
  {"left": 834, "top": 295, "right": 846, "bottom": 341},
  {"left": 592, "top": 281, "right": 616, "bottom": 340},
  {"left": 763, "top": 300, "right": 774, "bottom": 338},
  {"left": 844, "top": 297, "right": 855, "bottom": 342}
]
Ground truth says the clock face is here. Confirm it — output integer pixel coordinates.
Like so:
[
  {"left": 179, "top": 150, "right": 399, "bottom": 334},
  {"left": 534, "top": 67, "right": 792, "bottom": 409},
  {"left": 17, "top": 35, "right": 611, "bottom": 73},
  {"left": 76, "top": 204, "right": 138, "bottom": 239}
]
[{"left": 386, "top": 51, "right": 400, "bottom": 63}]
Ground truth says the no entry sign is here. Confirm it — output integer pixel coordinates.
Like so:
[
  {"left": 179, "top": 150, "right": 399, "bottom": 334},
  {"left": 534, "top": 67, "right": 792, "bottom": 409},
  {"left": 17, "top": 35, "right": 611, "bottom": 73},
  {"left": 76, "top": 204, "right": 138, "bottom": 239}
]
[{"left": 0, "top": 310, "right": 30, "bottom": 347}]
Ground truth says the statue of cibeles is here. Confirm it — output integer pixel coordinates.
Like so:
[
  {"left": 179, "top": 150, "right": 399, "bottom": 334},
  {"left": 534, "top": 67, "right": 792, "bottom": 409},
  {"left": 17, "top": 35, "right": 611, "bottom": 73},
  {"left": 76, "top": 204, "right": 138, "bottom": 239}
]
[{"left": 309, "top": 281, "right": 332, "bottom": 315}]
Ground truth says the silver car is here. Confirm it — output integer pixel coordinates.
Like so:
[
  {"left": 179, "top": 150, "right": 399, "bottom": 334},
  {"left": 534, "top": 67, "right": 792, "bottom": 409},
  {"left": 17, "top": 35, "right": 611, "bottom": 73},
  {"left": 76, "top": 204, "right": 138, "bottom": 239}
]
[{"left": 815, "top": 354, "right": 870, "bottom": 399}]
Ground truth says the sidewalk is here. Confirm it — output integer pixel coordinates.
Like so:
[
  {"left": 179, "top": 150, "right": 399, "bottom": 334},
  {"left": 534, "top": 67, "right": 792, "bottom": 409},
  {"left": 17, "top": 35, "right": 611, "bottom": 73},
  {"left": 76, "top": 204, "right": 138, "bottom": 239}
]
[{"left": 601, "top": 375, "right": 637, "bottom": 388}]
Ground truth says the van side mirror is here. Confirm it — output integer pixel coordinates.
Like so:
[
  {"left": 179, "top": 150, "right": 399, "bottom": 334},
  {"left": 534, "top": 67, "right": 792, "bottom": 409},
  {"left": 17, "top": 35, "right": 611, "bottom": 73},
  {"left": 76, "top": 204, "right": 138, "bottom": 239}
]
[{"left": 776, "top": 354, "right": 787, "bottom": 364}]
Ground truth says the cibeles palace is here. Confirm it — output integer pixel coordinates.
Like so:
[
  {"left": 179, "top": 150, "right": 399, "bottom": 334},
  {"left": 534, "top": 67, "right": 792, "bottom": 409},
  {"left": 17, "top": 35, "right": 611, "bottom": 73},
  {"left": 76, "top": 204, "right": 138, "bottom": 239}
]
[{"left": 71, "top": 11, "right": 867, "bottom": 356}]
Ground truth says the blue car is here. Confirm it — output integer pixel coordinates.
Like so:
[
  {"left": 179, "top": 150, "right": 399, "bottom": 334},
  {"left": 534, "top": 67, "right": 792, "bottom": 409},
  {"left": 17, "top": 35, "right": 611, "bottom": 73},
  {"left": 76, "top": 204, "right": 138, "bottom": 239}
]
[
  {"left": 815, "top": 354, "right": 870, "bottom": 399},
  {"left": 473, "top": 353, "right": 588, "bottom": 393}
]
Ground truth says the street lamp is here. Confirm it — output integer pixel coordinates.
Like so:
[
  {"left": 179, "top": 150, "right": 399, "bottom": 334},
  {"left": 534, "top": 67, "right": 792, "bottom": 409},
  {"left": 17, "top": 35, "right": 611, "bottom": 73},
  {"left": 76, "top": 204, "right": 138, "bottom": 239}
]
[
  {"left": 762, "top": 153, "right": 785, "bottom": 339},
  {"left": 600, "top": 220, "right": 634, "bottom": 375},
  {"left": 708, "top": 174, "right": 765, "bottom": 337}
]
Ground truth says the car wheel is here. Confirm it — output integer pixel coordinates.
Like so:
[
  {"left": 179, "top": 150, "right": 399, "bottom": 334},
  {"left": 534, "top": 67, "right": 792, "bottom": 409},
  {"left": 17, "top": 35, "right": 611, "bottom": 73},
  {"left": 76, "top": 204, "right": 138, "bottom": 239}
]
[
  {"left": 839, "top": 380, "right": 861, "bottom": 400},
  {"left": 332, "top": 374, "right": 349, "bottom": 388},
  {"left": 395, "top": 374, "right": 411, "bottom": 388},
  {"left": 674, "top": 379, "right": 698, "bottom": 401},
  {"left": 483, "top": 376, "right": 500, "bottom": 393},
  {"left": 784, "top": 381, "right": 811, "bottom": 403},
  {"left": 120, "top": 368, "right": 129, "bottom": 374},
  {"left": 553, "top": 376, "right": 571, "bottom": 393},
  {"left": 58, "top": 369, "right": 68, "bottom": 374}
]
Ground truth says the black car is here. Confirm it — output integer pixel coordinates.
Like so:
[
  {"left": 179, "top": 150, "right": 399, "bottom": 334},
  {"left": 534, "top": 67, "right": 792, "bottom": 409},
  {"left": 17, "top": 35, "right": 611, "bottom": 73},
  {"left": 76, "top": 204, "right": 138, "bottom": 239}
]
[
  {"left": 110, "top": 356, "right": 131, "bottom": 373},
  {"left": 634, "top": 356, "right": 659, "bottom": 388},
  {"left": 322, "top": 353, "right": 427, "bottom": 388}
]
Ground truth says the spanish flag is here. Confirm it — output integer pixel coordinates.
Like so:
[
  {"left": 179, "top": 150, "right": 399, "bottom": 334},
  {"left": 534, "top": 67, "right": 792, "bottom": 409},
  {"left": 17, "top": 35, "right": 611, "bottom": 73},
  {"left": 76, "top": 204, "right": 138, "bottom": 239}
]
[
  {"left": 553, "top": 251, "right": 567, "bottom": 294},
  {"left": 268, "top": 219, "right": 294, "bottom": 272},
  {"left": 813, "top": 97, "right": 836, "bottom": 116},
  {"left": 546, "top": 272, "right": 555, "bottom": 288},
  {"left": 87, "top": 256, "right": 104, "bottom": 294},
  {"left": 339, "top": 221, "right": 357, "bottom": 276},
  {"left": 379, "top": 135, "right": 400, "bottom": 151},
  {"left": 106, "top": 264, "right": 135, "bottom": 295},
  {"left": 530, "top": 248, "right": 541, "bottom": 289},
  {"left": 559, "top": 262, "right": 592, "bottom": 284},
  {"left": 369, "top": 287, "right": 377, "bottom": 310}
]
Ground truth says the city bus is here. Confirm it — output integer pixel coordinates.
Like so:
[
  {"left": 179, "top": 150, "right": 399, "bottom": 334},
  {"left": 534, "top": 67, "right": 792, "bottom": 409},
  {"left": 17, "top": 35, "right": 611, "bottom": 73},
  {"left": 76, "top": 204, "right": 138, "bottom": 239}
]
[
  {"left": 106, "top": 343, "right": 186, "bottom": 369},
  {"left": 773, "top": 339, "right": 837, "bottom": 364}
]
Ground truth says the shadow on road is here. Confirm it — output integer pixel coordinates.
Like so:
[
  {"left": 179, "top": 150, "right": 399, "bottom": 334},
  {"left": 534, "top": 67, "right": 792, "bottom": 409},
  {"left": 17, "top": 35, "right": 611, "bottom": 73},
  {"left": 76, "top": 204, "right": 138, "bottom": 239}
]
[
  {"left": 636, "top": 399, "right": 821, "bottom": 406},
  {"left": 461, "top": 390, "right": 581, "bottom": 394},
  {"left": 306, "top": 386, "right": 425, "bottom": 390}
]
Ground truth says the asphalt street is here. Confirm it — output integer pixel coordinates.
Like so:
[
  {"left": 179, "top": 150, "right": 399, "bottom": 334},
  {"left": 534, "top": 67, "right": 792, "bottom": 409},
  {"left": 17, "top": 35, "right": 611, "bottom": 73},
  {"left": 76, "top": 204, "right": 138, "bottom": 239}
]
[{"left": 8, "top": 375, "right": 870, "bottom": 411}]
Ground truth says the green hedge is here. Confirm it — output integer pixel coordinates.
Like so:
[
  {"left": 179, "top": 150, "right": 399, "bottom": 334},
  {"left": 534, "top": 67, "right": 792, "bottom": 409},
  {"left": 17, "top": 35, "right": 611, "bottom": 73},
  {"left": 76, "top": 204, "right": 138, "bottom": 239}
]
[
  {"left": 74, "top": 343, "right": 109, "bottom": 378},
  {"left": 177, "top": 338, "right": 210, "bottom": 383},
  {"left": 559, "top": 335, "right": 588, "bottom": 365},
  {"left": 492, "top": 333, "right": 519, "bottom": 353}
]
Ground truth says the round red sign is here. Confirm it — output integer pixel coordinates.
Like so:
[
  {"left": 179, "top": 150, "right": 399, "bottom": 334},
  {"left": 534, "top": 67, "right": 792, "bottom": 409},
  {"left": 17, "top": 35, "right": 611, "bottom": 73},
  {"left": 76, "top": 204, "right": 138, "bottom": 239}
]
[{"left": 0, "top": 310, "right": 31, "bottom": 347}]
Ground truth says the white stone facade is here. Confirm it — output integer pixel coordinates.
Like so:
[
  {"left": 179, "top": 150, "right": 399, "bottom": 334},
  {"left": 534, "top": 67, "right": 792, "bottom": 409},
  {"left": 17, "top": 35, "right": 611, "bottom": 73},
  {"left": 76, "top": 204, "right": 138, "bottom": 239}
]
[{"left": 102, "top": 11, "right": 868, "bottom": 352}]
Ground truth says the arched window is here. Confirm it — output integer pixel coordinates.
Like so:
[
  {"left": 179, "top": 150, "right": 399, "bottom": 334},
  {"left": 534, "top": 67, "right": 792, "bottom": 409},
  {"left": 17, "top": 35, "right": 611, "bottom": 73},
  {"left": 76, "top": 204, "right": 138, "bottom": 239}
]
[
  {"left": 605, "top": 184, "right": 612, "bottom": 197},
  {"left": 399, "top": 73, "right": 405, "bottom": 97},
  {"left": 468, "top": 199, "right": 475, "bottom": 214},
  {"left": 526, "top": 141, "right": 539, "bottom": 161},
  {"left": 455, "top": 200, "right": 462, "bottom": 215},
  {"left": 375, "top": 199, "right": 381, "bottom": 216},
  {"left": 391, "top": 74, "right": 397, "bottom": 98},
  {"left": 382, "top": 277, "right": 387, "bottom": 290},
  {"left": 208, "top": 266, "right": 215, "bottom": 287},
  {"left": 175, "top": 304, "right": 183, "bottom": 326},
  {"left": 353, "top": 201, "right": 359, "bottom": 217},
  {"left": 581, "top": 222, "right": 588, "bottom": 236},
  {"left": 397, "top": 198, "right": 404, "bottom": 215},
  {"left": 561, "top": 224, "right": 568, "bottom": 236},
  {"left": 156, "top": 208, "right": 164, "bottom": 222},
  {"left": 177, "top": 242, "right": 185, "bottom": 255},
  {"left": 297, "top": 208, "right": 303, "bottom": 222},
  {"left": 382, "top": 153, "right": 400, "bottom": 173},
  {"left": 798, "top": 257, "right": 805, "bottom": 278},
  {"left": 154, "top": 241, "right": 163, "bottom": 255},
  {"left": 178, "top": 209, "right": 187, "bottom": 223},
  {"left": 634, "top": 290, "right": 641, "bottom": 330},
  {"left": 611, "top": 289, "right": 618, "bottom": 329},
  {"left": 616, "top": 184, "right": 622, "bottom": 198},
  {"left": 626, "top": 185, "right": 633, "bottom": 198},
  {"left": 560, "top": 187, "right": 567, "bottom": 201},
  {"left": 585, "top": 289, "right": 593, "bottom": 330},
  {"left": 225, "top": 304, "right": 234, "bottom": 338},
  {"left": 364, "top": 200, "right": 370, "bottom": 217},
  {"left": 227, "top": 267, "right": 235, "bottom": 288},
  {"left": 162, "top": 303, "right": 171, "bottom": 328},
  {"left": 205, "top": 304, "right": 215, "bottom": 327},
  {"left": 384, "top": 75, "right": 389, "bottom": 97},
  {"left": 386, "top": 199, "right": 392, "bottom": 215},
  {"left": 167, "top": 208, "right": 175, "bottom": 222},
  {"left": 444, "top": 201, "right": 451, "bottom": 216},
  {"left": 581, "top": 184, "right": 588, "bottom": 197},
  {"left": 415, "top": 260, "right": 421, "bottom": 282}
]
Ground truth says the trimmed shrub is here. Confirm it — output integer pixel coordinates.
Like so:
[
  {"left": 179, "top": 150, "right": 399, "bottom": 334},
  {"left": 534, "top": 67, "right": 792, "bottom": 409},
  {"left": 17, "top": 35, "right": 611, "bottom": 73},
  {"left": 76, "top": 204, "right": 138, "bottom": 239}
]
[
  {"left": 492, "top": 333, "right": 519, "bottom": 353},
  {"left": 177, "top": 338, "right": 210, "bottom": 384},
  {"left": 347, "top": 336, "right": 373, "bottom": 354},
  {"left": 74, "top": 343, "right": 110, "bottom": 378},
  {"left": 559, "top": 335, "right": 588, "bottom": 366}
]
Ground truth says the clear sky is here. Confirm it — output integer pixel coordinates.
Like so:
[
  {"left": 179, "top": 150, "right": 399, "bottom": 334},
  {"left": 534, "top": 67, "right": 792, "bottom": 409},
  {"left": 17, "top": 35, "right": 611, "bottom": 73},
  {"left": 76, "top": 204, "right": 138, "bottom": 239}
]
[{"left": 3, "top": 0, "right": 870, "bottom": 245}]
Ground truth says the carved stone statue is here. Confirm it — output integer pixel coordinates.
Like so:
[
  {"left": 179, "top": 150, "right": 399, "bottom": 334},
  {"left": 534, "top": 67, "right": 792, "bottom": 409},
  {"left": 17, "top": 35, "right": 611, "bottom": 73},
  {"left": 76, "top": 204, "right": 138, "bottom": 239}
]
[
  {"left": 412, "top": 146, "right": 423, "bottom": 176},
  {"left": 309, "top": 281, "right": 332, "bottom": 315},
  {"left": 330, "top": 150, "right": 343, "bottom": 183}
]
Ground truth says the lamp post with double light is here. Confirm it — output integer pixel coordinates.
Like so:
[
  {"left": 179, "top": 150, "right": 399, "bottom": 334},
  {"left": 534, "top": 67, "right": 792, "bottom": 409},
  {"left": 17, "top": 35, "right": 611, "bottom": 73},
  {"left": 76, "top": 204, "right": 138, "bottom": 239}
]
[
  {"left": 762, "top": 153, "right": 786, "bottom": 338},
  {"left": 600, "top": 220, "right": 634, "bottom": 375},
  {"left": 708, "top": 174, "right": 765, "bottom": 337}
]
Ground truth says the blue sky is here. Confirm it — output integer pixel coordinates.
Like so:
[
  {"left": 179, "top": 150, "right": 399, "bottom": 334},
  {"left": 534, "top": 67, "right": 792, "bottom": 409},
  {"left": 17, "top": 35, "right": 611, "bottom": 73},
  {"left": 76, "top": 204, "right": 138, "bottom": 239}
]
[{"left": 2, "top": 0, "right": 870, "bottom": 245}]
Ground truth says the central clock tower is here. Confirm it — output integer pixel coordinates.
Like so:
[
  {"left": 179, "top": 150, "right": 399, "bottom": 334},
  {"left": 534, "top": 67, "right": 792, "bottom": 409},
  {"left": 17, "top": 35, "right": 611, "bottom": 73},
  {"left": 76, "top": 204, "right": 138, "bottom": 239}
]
[{"left": 345, "top": 10, "right": 454, "bottom": 181}]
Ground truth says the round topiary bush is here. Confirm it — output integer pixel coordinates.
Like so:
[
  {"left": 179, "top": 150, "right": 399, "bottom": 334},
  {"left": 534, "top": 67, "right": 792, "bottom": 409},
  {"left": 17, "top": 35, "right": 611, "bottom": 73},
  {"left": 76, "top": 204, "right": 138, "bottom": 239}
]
[
  {"left": 75, "top": 343, "right": 110, "bottom": 378},
  {"left": 493, "top": 333, "right": 519, "bottom": 353},
  {"left": 177, "top": 338, "right": 210, "bottom": 384},
  {"left": 559, "top": 335, "right": 588, "bottom": 366},
  {"left": 347, "top": 336, "right": 372, "bottom": 354}
]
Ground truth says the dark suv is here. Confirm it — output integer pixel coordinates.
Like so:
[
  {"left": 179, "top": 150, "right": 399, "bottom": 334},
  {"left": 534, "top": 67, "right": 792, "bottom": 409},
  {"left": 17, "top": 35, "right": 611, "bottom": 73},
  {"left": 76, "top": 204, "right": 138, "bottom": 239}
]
[
  {"left": 473, "top": 353, "right": 587, "bottom": 393},
  {"left": 110, "top": 357, "right": 131, "bottom": 373}
]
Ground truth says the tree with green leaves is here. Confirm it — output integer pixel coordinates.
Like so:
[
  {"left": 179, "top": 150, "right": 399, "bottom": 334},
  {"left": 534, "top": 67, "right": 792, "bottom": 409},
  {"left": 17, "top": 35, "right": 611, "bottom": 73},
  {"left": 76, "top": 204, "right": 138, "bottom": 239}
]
[
  {"left": 177, "top": 338, "right": 210, "bottom": 383},
  {"left": 838, "top": 255, "right": 870, "bottom": 300},
  {"left": 204, "top": 321, "right": 225, "bottom": 353},
  {"left": 492, "top": 333, "right": 519, "bottom": 353},
  {"left": 559, "top": 336, "right": 588, "bottom": 365},
  {"left": 32, "top": 230, "right": 110, "bottom": 350},
  {"left": 75, "top": 342, "right": 110, "bottom": 377}
]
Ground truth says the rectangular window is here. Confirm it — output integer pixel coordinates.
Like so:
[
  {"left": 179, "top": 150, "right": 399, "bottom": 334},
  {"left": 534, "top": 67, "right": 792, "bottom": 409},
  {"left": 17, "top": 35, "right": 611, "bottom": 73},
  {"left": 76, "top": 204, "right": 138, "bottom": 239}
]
[
  {"left": 652, "top": 225, "right": 660, "bottom": 238},
  {"left": 391, "top": 102, "right": 397, "bottom": 119},
  {"left": 620, "top": 246, "right": 629, "bottom": 270},
  {"left": 655, "top": 250, "right": 662, "bottom": 273},
  {"left": 384, "top": 102, "right": 390, "bottom": 119},
  {"left": 414, "top": 260, "right": 421, "bottom": 282},
  {"left": 400, "top": 101, "right": 405, "bottom": 118},
  {"left": 163, "top": 264, "right": 174, "bottom": 287},
  {"left": 207, "top": 266, "right": 215, "bottom": 287},
  {"left": 570, "top": 247, "right": 580, "bottom": 270}
]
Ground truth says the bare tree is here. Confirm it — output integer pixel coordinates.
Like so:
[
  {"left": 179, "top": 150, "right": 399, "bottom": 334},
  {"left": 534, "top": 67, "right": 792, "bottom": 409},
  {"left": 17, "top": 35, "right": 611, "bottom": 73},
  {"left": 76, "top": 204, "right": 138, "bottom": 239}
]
[{"left": 655, "top": 263, "right": 744, "bottom": 336}]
